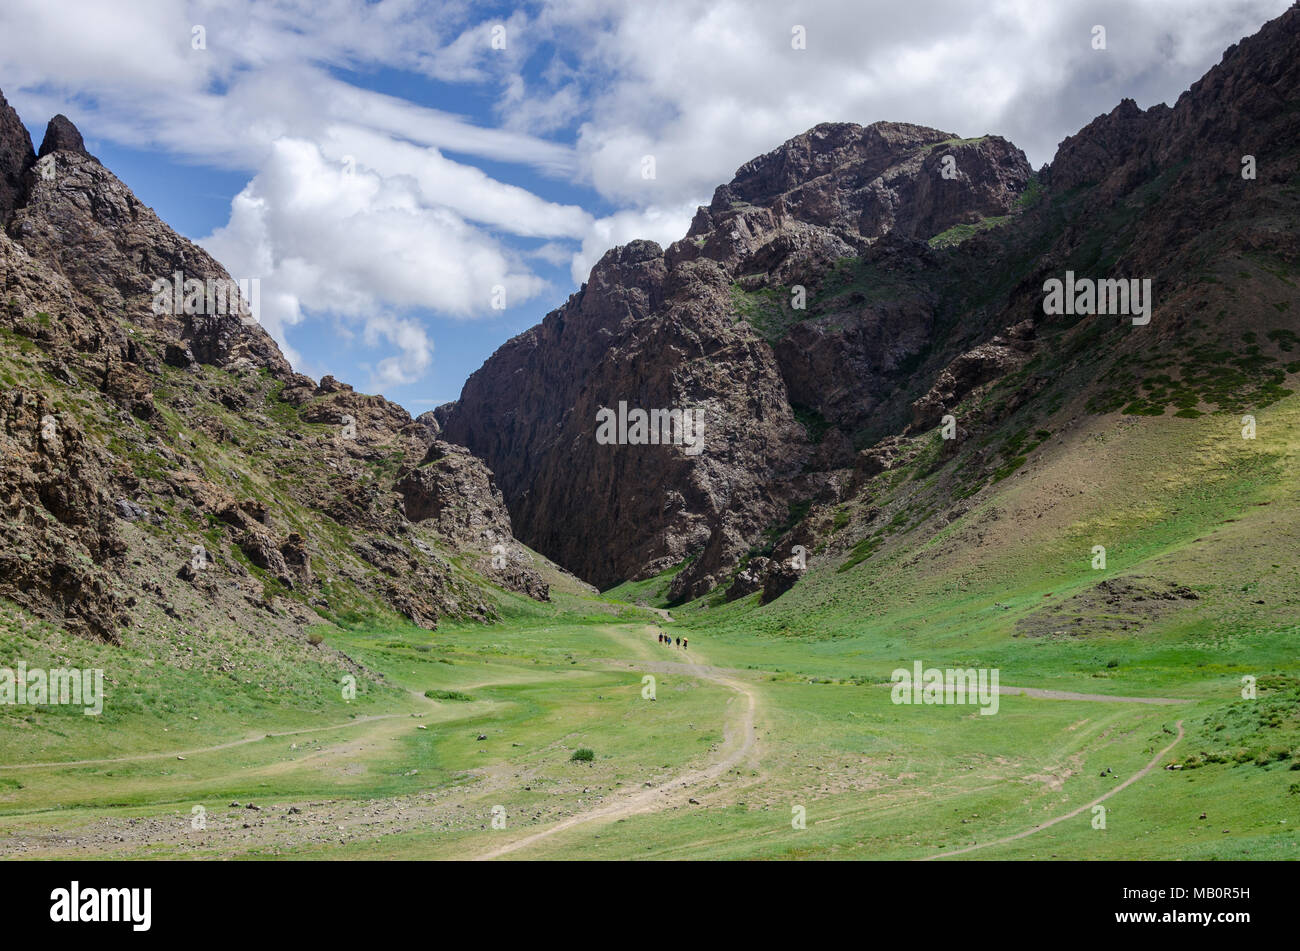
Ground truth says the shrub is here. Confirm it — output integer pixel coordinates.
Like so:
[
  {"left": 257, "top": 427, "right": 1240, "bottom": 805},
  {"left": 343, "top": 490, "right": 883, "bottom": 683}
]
[
  {"left": 571, "top": 748, "right": 595, "bottom": 762},
  {"left": 424, "top": 689, "right": 473, "bottom": 702}
]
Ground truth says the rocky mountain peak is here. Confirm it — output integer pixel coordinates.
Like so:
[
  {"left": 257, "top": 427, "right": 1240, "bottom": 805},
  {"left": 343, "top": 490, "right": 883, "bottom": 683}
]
[
  {"left": 1046, "top": 4, "right": 1300, "bottom": 195},
  {"left": 0, "top": 90, "right": 562, "bottom": 640},
  {"left": 7, "top": 114, "right": 291, "bottom": 380},
  {"left": 689, "top": 118, "right": 1031, "bottom": 251},
  {"left": 0, "top": 89, "right": 35, "bottom": 224},
  {"left": 715, "top": 120, "right": 955, "bottom": 209},
  {"left": 38, "top": 114, "right": 93, "bottom": 161},
  {"left": 442, "top": 114, "right": 1034, "bottom": 594},
  {"left": 441, "top": 6, "right": 1300, "bottom": 602}
]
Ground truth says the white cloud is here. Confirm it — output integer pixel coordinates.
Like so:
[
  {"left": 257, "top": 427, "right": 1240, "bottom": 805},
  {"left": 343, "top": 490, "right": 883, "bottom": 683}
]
[
  {"left": 572, "top": 202, "right": 700, "bottom": 286},
  {"left": 0, "top": 0, "right": 1291, "bottom": 395},
  {"left": 0, "top": 0, "right": 575, "bottom": 176},
  {"left": 200, "top": 137, "right": 551, "bottom": 385},
  {"left": 529, "top": 0, "right": 1293, "bottom": 208},
  {"left": 319, "top": 125, "right": 590, "bottom": 238},
  {"left": 363, "top": 314, "right": 435, "bottom": 390}
]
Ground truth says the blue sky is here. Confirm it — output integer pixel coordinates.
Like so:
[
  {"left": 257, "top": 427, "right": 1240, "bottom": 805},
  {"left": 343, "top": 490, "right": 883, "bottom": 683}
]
[
  {"left": 59, "top": 133, "right": 596, "bottom": 411},
  {"left": 1, "top": 0, "right": 1289, "bottom": 415}
]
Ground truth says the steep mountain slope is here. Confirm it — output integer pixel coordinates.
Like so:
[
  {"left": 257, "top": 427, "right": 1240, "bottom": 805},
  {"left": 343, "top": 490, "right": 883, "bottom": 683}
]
[
  {"left": 0, "top": 101, "right": 561, "bottom": 644},
  {"left": 439, "top": 122, "right": 1032, "bottom": 596},
  {"left": 442, "top": 6, "right": 1300, "bottom": 607}
]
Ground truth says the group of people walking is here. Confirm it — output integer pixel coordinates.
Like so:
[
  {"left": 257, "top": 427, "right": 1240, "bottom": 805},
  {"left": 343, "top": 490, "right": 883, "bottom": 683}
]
[{"left": 656, "top": 630, "right": 687, "bottom": 649}]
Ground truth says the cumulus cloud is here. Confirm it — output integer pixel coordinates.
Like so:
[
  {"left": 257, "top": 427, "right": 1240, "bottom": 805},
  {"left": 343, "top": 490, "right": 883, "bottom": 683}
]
[
  {"left": 0, "top": 0, "right": 588, "bottom": 389},
  {"left": 571, "top": 202, "right": 702, "bottom": 286},
  {"left": 527, "top": 0, "right": 1292, "bottom": 212},
  {"left": 318, "top": 125, "right": 590, "bottom": 239},
  {"left": 201, "top": 136, "right": 552, "bottom": 386},
  {"left": 0, "top": 0, "right": 1290, "bottom": 394}
]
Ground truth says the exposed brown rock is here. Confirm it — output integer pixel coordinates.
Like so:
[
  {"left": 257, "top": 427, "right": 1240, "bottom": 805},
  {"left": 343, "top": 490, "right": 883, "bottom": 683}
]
[
  {"left": 397, "top": 441, "right": 548, "bottom": 600},
  {"left": 38, "top": 115, "right": 93, "bottom": 161},
  {"left": 0, "top": 90, "right": 34, "bottom": 224},
  {"left": 0, "top": 388, "right": 126, "bottom": 640},
  {"left": 909, "top": 343, "right": 1024, "bottom": 432},
  {"left": 441, "top": 120, "right": 1032, "bottom": 596},
  {"left": 0, "top": 94, "right": 564, "bottom": 640}
]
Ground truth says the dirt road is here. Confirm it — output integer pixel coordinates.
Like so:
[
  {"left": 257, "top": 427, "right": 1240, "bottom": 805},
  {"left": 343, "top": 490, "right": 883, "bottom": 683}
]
[
  {"left": 473, "top": 632, "right": 1194, "bottom": 860},
  {"left": 920, "top": 719, "right": 1186, "bottom": 859},
  {"left": 995, "top": 685, "right": 1188, "bottom": 705},
  {"left": 474, "top": 632, "right": 758, "bottom": 860},
  {"left": 0, "top": 714, "right": 409, "bottom": 771}
]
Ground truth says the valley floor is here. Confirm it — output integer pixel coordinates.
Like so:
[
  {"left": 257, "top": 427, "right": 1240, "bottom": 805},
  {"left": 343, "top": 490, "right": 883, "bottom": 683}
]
[{"left": 1, "top": 601, "right": 1294, "bottom": 860}]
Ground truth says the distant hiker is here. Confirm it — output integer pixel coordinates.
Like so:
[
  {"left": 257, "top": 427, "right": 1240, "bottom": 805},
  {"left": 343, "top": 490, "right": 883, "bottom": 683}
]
[
  {"left": 682, "top": 638, "right": 688, "bottom": 650},
  {"left": 675, "top": 636, "right": 681, "bottom": 647}
]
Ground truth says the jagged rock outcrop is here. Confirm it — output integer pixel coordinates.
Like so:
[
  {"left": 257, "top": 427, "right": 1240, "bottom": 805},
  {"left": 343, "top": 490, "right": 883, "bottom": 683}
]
[
  {"left": 397, "top": 440, "right": 549, "bottom": 599},
  {"left": 0, "top": 90, "right": 34, "bottom": 224},
  {"left": 38, "top": 114, "right": 93, "bottom": 161},
  {"left": 443, "top": 5, "right": 1300, "bottom": 606},
  {"left": 398, "top": 441, "right": 513, "bottom": 541},
  {"left": 441, "top": 121, "right": 1033, "bottom": 597},
  {"left": 0, "top": 102, "right": 560, "bottom": 640},
  {"left": 0, "top": 387, "right": 127, "bottom": 640},
  {"left": 8, "top": 117, "right": 292, "bottom": 377},
  {"left": 1048, "top": 8, "right": 1300, "bottom": 196},
  {"left": 1043, "top": 98, "right": 1165, "bottom": 193},
  {"left": 909, "top": 341, "right": 1025, "bottom": 432},
  {"left": 725, "top": 557, "right": 769, "bottom": 602},
  {"left": 701, "top": 121, "right": 1030, "bottom": 243}
]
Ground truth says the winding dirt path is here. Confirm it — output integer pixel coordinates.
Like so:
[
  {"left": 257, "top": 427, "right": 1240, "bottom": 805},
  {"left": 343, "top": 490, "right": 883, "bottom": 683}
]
[
  {"left": 474, "top": 633, "right": 758, "bottom": 860},
  {"left": 2, "top": 617, "right": 1193, "bottom": 861},
  {"left": 0, "top": 714, "right": 408, "bottom": 771},
  {"left": 920, "top": 719, "right": 1186, "bottom": 860},
  {"left": 995, "top": 685, "right": 1188, "bottom": 705}
]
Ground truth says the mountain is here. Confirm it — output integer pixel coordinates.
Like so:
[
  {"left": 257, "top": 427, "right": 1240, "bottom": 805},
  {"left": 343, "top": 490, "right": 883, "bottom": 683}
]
[
  {"left": 438, "top": 123, "right": 1031, "bottom": 595},
  {"left": 0, "top": 8, "right": 1297, "bottom": 866},
  {"left": 440, "top": 5, "right": 1300, "bottom": 604},
  {"left": 2, "top": 4, "right": 1296, "bottom": 645},
  {"left": 0, "top": 99, "right": 566, "bottom": 643}
]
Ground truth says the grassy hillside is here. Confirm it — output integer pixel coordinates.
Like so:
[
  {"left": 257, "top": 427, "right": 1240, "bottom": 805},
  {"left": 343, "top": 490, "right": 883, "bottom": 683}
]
[{"left": 2, "top": 396, "right": 1295, "bottom": 859}]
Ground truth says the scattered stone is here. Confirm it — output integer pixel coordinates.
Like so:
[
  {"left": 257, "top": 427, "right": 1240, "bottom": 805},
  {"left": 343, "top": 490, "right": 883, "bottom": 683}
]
[{"left": 113, "top": 498, "right": 146, "bottom": 521}]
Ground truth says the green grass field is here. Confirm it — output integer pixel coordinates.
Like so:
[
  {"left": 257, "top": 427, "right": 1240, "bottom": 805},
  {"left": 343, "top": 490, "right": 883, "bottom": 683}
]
[{"left": 1, "top": 396, "right": 1297, "bottom": 860}]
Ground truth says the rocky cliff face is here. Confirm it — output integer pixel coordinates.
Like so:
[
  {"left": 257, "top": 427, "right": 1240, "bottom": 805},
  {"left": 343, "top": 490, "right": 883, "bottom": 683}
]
[
  {"left": 698, "top": 121, "right": 1029, "bottom": 245},
  {"left": 440, "top": 121, "right": 1032, "bottom": 596},
  {"left": 0, "top": 101, "right": 555, "bottom": 641},
  {"left": 0, "top": 90, "right": 32, "bottom": 224},
  {"left": 442, "top": 6, "right": 1300, "bottom": 603},
  {"left": 4, "top": 4, "right": 1295, "bottom": 631}
]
